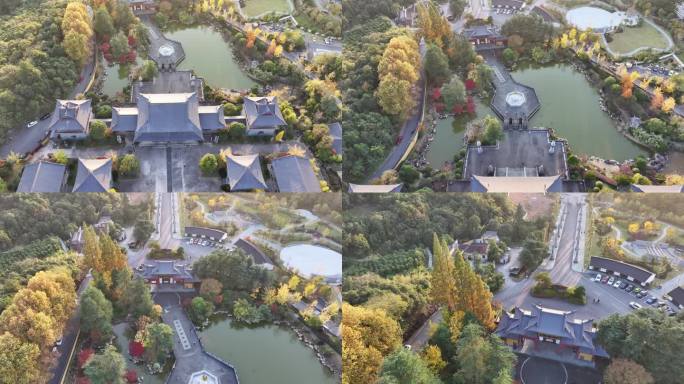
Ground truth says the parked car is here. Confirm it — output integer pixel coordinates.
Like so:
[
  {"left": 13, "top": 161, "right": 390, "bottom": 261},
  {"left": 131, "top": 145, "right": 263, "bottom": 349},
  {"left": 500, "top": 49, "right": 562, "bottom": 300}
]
[
  {"left": 619, "top": 282, "right": 628, "bottom": 289},
  {"left": 613, "top": 279, "right": 622, "bottom": 288},
  {"left": 608, "top": 277, "right": 615, "bottom": 285},
  {"left": 646, "top": 297, "right": 657, "bottom": 305},
  {"left": 594, "top": 273, "right": 602, "bottom": 282},
  {"left": 637, "top": 292, "right": 647, "bottom": 299},
  {"left": 26, "top": 120, "right": 38, "bottom": 128},
  {"left": 633, "top": 287, "right": 642, "bottom": 294},
  {"left": 40, "top": 112, "right": 52, "bottom": 120},
  {"left": 629, "top": 302, "right": 642, "bottom": 310},
  {"left": 625, "top": 284, "right": 634, "bottom": 292},
  {"left": 601, "top": 275, "right": 610, "bottom": 283}
]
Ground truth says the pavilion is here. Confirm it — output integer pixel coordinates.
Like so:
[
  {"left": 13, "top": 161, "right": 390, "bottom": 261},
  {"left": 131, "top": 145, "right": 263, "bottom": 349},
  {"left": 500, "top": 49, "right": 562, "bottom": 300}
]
[{"left": 496, "top": 304, "right": 609, "bottom": 366}]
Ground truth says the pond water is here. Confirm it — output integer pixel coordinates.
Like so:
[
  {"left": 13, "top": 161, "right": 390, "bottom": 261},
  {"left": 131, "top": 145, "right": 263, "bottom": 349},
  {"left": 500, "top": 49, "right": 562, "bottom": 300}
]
[
  {"left": 426, "top": 98, "right": 491, "bottom": 167},
  {"left": 100, "top": 57, "right": 141, "bottom": 97},
  {"left": 100, "top": 26, "right": 255, "bottom": 96},
  {"left": 512, "top": 64, "right": 646, "bottom": 161},
  {"left": 200, "top": 318, "right": 337, "bottom": 384},
  {"left": 280, "top": 244, "right": 342, "bottom": 281},
  {"left": 165, "top": 26, "right": 256, "bottom": 90}
]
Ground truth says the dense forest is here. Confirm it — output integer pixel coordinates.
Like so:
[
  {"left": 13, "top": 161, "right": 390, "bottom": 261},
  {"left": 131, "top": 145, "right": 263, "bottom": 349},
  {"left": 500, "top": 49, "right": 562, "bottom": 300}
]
[
  {"left": 0, "top": 0, "right": 82, "bottom": 143},
  {"left": 0, "top": 193, "right": 150, "bottom": 250},
  {"left": 342, "top": 194, "right": 532, "bottom": 384},
  {"left": 343, "top": 193, "right": 552, "bottom": 265}
]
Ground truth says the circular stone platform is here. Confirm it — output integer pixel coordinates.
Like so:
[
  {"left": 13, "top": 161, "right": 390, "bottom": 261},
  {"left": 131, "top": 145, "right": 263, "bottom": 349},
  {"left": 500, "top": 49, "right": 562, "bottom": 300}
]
[
  {"left": 506, "top": 91, "right": 526, "bottom": 107},
  {"left": 158, "top": 44, "right": 175, "bottom": 57},
  {"left": 566, "top": 7, "right": 626, "bottom": 33},
  {"left": 520, "top": 357, "right": 567, "bottom": 384},
  {"left": 189, "top": 370, "right": 218, "bottom": 384}
]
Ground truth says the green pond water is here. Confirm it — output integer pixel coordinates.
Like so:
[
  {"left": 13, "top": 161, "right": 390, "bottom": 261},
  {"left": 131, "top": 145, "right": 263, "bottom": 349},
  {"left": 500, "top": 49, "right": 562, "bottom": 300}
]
[
  {"left": 166, "top": 26, "right": 256, "bottom": 90},
  {"left": 199, "top": 318, "right": 337, "bottom": 384},
  {"left": 426, "top": 99, "right": 491, "bottom": 167},
  {"left": 100, "top": 57, "right": 141, "bottom": 97},
  {"left": 511, "top": 64, "right": 647, "bottom": 161},
  {"left": 100, "top": 26, "right": 255, "bottom": 96}
]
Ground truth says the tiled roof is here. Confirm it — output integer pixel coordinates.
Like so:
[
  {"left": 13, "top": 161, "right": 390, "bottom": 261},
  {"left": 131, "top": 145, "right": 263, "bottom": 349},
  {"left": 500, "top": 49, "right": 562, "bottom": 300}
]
[
  {"left": 496, "top": 305, "right": 609, "bottom": 358},
  {"left": 348, "top": 183, "right": 403, "bottom": 193},
  {"left": 471, "top": 175, "right": 563, "bottom": 193},
  {"left": 243, "top": 96, "right": 286, "bottom": 130},
  {"left": 134, "top": 93, "right": 204, "bottom": 142},
  {"left": 48, "top": 99, "right": 92, "bottom": 136},
  {"left": 589, "top": 256, "right": 655, "bottom": 283},
  {"left": 73, "top": 159, "right": 112, "bottom": 192},
  {"left": 271, "top": 156, "right": 321, "bottom": 193},
  {"left": 226, "top": 154, "right": 267, "bottom": 191},
  {"left": 17, "top": 161, "right": 66, "bottom": 192}
]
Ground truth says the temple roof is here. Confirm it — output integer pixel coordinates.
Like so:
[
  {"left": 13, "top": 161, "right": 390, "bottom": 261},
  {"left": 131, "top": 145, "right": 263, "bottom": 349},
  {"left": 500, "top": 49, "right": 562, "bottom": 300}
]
[
  {"left": 73, "top": 159, "right": 112, "bottom": 192},
  {"left": 48, "top": 99, "right": 92, "bottom": 136}
]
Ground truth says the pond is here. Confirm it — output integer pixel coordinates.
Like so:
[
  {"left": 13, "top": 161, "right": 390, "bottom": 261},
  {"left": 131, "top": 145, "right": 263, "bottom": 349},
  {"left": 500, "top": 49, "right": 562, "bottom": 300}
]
[
  {"left": 280, "top": 244, "right": 342, "bottom": 282},
  {"left": 99, "top": 26, "right": 255, "bottom": 96},
  {"left": 165, "top": 26, "right": 256, "bottom": 90},
  {"left": 426, "top": 98, "right": 490, "bottom": 167},
  {"left": 200, "top": 318, "right": 337, "bottom": 384},
  {"left": 100, "top": 57, "right": 141, "bottom": 97},
  {"left": 512, "top": 64, "right": 647, "bottom": 161}
]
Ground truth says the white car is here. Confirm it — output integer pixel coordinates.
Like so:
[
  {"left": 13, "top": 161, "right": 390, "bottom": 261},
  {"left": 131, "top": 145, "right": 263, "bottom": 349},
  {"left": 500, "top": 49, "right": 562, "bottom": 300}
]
[
  {"left": 608, "top": 277, "right": 615, "bottom": 285},
  {"left": 629, "top": 302, "right": 642, "bottom": 310},
  {"left": 27, "top": 120, "right": 38, "bottom": 128},
  {"left": 594, "top": 273, "right": 602, "bottom": 282},
  {"left": 613, "top": 279, "right": 622, "bottom": 288}
]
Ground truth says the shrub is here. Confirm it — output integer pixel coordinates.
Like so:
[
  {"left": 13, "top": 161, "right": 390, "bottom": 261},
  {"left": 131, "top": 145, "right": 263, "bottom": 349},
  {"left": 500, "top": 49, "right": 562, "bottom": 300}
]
[{"left": 199, "top": 154, "right": 218, "bottom": 175}]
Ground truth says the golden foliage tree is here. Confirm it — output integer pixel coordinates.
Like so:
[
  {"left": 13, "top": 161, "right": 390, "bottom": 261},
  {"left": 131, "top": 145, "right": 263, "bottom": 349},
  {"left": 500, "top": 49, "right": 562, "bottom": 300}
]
[
  {"left": 377, "top": 35, "right": 420, "bottom": 118},
  {"left": 430, "top": 233, "right": 457, "bottom": 310},
  {"left": 429, "top": 233, "right": 496, "bottom": 329},
  {"left": 662, "top": 97, "right": 676, "bottom": 113},
  {"left": 416, "top": 1, "right": 451, "bottom": 48},
  {"left": 61, "top": 1, "right": 93, "bottom": 66},
  {"left": 422, "top": 344, "right": 447, "bottom": 373},
  {"left": 342, "top": 303, "right": 401, "bottom": 384}
]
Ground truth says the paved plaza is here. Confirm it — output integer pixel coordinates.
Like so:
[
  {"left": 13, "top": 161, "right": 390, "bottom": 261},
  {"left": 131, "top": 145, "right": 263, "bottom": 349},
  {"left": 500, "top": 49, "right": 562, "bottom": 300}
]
[{"left": 464, "top": 130, "right": 567, "bottom": 178}]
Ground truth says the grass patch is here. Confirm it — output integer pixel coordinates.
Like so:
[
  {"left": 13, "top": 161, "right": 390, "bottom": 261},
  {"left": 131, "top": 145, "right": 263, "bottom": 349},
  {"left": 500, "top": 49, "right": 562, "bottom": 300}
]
[
  {"left": 241, "top": 0, "right": 292, "bottom": 18},
  {"left": 607, "top": 23, "right": 670, "bottom": 55}
]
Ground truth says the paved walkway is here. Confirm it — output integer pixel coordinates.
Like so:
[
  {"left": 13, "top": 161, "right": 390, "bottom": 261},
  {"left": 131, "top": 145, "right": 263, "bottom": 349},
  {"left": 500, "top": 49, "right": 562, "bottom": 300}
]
[
  {"left": 155, "top": 293, "right": 239, "bottom": 384},
  {"left": 484, "top": 53, "right": 541, "bottom": 123},
  {"left": 142, "top": 17, "right": 185, "bottom": 69}
]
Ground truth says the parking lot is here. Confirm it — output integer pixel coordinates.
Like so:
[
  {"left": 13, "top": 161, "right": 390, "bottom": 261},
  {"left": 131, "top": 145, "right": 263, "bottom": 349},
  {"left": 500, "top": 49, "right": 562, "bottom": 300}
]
[
  {"left": 585, "top": 271, "right": 680, "bottom": 317},
  {"left": 181, "top": 236, "right": 231, "bottom": 264}
]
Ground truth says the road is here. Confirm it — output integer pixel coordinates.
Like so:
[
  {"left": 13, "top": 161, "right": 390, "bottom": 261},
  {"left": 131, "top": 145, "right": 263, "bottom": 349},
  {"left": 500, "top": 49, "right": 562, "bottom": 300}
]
[
  {"left": 369, "top": 72, "right": 426, "bottom": 181},
  {"left": 404, "top": 309, "right": 442, "bottom": 351},
  {"left": 47, "top": 272, "right": 93, "bottom": 384},
  {"left": 0, "top": 45, "right": 96, "bottom": 158},
  {"left": 158, "top": 192, "right": 180, "bottom": 250}
]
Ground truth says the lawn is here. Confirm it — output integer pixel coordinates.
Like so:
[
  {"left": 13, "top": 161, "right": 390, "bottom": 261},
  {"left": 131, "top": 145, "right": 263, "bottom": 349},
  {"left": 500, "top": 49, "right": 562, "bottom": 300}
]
[
  {"left": 241, "top": 0, "right": 292, "bottom": 17},
  {"left": 607, "top": 23, "right": 670, "bottom": 55}
]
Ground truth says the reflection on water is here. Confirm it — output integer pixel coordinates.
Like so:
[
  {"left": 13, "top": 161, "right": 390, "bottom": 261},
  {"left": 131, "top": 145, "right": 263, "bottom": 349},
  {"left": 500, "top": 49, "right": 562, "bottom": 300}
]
[
  {"left": 200, "top": 317, "right": 337, "bottom": 384},
  {"left": 512, "top": 64, "right": 646, "bottom": 161}
]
